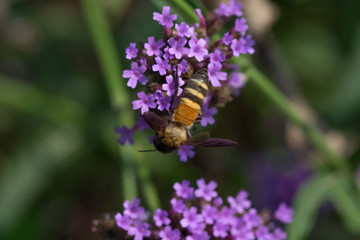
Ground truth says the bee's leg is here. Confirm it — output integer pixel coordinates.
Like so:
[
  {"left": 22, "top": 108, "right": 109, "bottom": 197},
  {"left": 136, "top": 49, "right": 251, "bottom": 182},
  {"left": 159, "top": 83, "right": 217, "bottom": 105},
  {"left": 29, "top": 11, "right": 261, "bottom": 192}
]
[
  {"left": 170, "top": 65, "right": 179, "bottom": 112},
  {"left": 194, "top": 110, "right": 203, "bottom": 123},
  {"left": 186, "top": 128, "right": 191, "bottom": 138},
  {"left": 169, "top": 90, "right": 178, "bottom": 113}
]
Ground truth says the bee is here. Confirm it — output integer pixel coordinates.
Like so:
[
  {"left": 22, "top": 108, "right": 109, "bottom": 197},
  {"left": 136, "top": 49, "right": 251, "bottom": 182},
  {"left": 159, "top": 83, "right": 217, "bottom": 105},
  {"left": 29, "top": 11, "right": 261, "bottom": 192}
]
[{"left": 143, "top": 68, "right": 237, "bottom": 153}]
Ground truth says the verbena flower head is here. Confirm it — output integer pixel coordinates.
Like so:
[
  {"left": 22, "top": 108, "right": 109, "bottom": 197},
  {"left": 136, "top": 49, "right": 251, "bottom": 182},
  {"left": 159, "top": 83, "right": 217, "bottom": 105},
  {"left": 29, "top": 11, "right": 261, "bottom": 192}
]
[
  {"left": 119, "top": 1, "right": 254, "bottom": 161},
  {"left": 93, "top": 179, "right": 293, "bottom": 240}
]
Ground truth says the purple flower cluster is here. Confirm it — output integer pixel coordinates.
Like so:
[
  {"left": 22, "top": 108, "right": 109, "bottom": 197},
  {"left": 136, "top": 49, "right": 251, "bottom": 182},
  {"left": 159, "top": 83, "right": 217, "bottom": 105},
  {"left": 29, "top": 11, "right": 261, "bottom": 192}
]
[
  {"left": 102, "top": 179, "right": 293, "bottom": 240},
  {"left": 117, "top": 1, "right": 254, "bottom": 161}
]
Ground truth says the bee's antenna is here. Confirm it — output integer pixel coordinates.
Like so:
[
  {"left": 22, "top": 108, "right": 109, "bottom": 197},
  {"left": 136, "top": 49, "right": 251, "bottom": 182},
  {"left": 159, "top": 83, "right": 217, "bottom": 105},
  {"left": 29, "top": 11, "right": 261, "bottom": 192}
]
[{"left": 138, "top": 149, "right": 157, "bottom": 152}]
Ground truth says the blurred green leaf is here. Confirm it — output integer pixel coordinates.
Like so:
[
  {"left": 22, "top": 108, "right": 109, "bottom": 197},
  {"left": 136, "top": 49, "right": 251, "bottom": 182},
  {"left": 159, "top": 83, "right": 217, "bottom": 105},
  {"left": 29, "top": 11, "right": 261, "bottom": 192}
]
[
  {"left": 328, "top": 179, "right": 360, "bottom": 235},
  {"left": 151, "top": 0, "right": 198, "bottom": 24},
  {"left": 0, "top": 74, "right": 88, "bottom": 128},
  {"left": 186, "top": 0, "right": 207, "bottom": 12},
  {"left": 288, "top": 172, "right": 347, "bottom": 240},
  {"left": 278, "top": 22, "right": 342, "bottom": 105},
  {"left": 0, "top": 128, "right": 83, "bottom": 235},
  {"left": 324, "top": 23, "right": 360, "bottom": 127},
  {"left": 102, "top": 0, "right": 132, "bottom": 19}
]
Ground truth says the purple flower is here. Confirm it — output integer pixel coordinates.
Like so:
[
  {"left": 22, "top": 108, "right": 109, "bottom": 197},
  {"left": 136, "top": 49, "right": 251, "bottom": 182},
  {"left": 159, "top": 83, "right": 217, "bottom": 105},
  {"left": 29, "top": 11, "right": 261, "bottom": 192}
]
[
  {"left": 231, "top": 38, "right": 246, "bottom": 57},
  {"left": 233, "top": 228, "right": 255, "bottom": 240},
  {"left": 170, "top": 198, "right": 185, "bottom": 213},
  {"left": 214, "top": 197, "right": 223, "bottom": 206},
  {"left": 201, "top": 204, "right": 218, "bottom": 224},
  {"left": 139, "top": 57, "right": 147, "bottom": 66},
  {"left": 123, "top": 62, "right": 148, "bottom": 88},
  {"left": 126, "top": 43, "right": 138, "bottom": 59},
  {"left": 223, "top": 32, "right": 233, "bottom": 45},
  {"left": 114, "top": 126, "right": 135, "bottom": 145},
  {"left": 180, "top": 206, "right": 203, "bottom": 228},
  {"left": 123, "top": 198, "right": 145, "bottom": 219},
  {"left": 152, "top": 57, "right": 171, "bottom": 75},
  {"left": 186, "top": 232, "right": 210, "bottom": 240},
  {"left": 132, "top": 91, "right": 156, "bottom": 115},
  {"left": 173, "top": 180, "right": 194, "bottom": 199},
  {"left": 208, "top": 62, "right": 227, "bottom": 87},
  {"left": 219, "top": 206, "right": 236, "bottom": 225},
  {"left": 216, "top": 3, "right": 230, "bottom": 17},
  {"left": 159, "top": 226, "right": 181, "bottom": 240},
  {"left": 115, "top": 212, "right": 132, "bottom": 230},
  {"left": 127, "top": 220, "right": 151, "bottom": 240},
  {"left": 255, "top": 226, "right": 271, "bottom": 240},
  {"left": 156, "top": 95, "right": 171, "bottom": 111},
  {"left": 155, "top": 90, "right": 171, "bottom": 111},
  {"left": 227, "top": 72, "right": 246, "bottom": 89},
  {"left": 228, "top": 0, "right": 243, "bottom": 17},
  {"left": 195, "top": 178, "right": 218, "bottom": 201},
  {"left": 162, "top": 75, "right": 185, "bottom": 97},
  {"left": 243, "top": 208, "right": 262, "bottom": 229},
  {"left": 195, "top": 8, "right": 206, "bottom": 28},
  {"left": 153, "top": 6, "right": 177, "bottom": 28},
  {"left": 200, "top": 105, "right": 217, "bottom": 127},
  {"left": 234, "top": 18, "right": 248, "bottom": 34},
  {"left": 177, "top": 145, "right": 195, "bottom": 162},
  {"left": 144, "top": 36, "right": 165, "bottom": 57},
  {"left": 275, "top": 203, "right": 293, "bottom": 224},
  {"left": 177, "top": 59, "right": 188, "bottom": 75},
  {"left": 109, "top": 179, "right": 292, "bottom": 240},
  {"left": 167, "top": 37, "right": 189, "bottom": 59},
  {"left": 227, "top": 190, "right": 251, "bottom": 214},
  {"left": 210, "top": 49, "right": 225, "bottom": 63},
  {"left": 136, "top": 116, "right": 149, "bottom": 130},
  {"left": 163, "top": 46, "right": 175, "bottom": 60},
  {"left": 153, "top": 209, "right": 171, "bottom": 227},
  {"left": 243, "top": 35, "right": 255, "bottom": 54},
  {"left": 175, "top": 22, "right": 191, "bottom": 38},
  {"left": 213, "top": 221, "right": 229, "bottom": 238},
  {"left": 188, "top": 38, "right": 208, "bottom": 62},
  {"left": 272, "top": 228, "right": 287, "bottom": 240},
  {"left": 230, "top": 218, "right": 247, "bottom": 236}
]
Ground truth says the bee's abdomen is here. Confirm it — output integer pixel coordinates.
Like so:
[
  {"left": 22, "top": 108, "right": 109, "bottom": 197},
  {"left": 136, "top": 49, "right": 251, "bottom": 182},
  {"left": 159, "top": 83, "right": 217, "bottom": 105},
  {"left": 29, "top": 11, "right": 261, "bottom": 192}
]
[{"left": 173, "top": 69, "right": 209, "bottom": 127}]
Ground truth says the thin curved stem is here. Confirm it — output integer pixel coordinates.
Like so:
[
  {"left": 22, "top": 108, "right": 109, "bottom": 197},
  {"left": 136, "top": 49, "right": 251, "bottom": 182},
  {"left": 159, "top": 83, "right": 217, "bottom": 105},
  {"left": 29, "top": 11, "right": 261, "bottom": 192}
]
[
  {"left": 243, "top": 64, "right": 347, "bottom": 171},
  {"left": 81, "top": 0, "right": 160, "bottom": 210}
]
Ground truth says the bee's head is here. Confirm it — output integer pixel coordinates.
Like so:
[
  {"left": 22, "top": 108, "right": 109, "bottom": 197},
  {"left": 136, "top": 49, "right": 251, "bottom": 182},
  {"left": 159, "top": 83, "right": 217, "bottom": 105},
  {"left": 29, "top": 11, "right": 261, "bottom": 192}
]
[{"left": 153, "top": 136, "right": 178, "bottom": 153}]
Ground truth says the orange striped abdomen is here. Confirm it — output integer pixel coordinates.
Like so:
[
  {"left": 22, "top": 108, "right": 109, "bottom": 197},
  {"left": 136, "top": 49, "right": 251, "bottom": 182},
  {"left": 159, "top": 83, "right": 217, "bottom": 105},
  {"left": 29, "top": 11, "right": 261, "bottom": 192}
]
[{"left": 173, "top": 69, "right": 209, "bottom": 127}]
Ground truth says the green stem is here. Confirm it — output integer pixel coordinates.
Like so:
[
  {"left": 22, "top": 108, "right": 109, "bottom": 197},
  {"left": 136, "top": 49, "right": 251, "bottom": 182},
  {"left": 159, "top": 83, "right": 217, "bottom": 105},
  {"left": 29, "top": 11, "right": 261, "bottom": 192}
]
[
  {"left": 81, "top": 0, "right": 160, "bottom": 208},
  {"left": 0, "top": 74, "right": 87, "bottom": 128},
  {"left": 244, "top": 64, "right": 347, "bottom": 171},
  {"left": 168, "top": 0, "right": 198, "bottom": 23}
]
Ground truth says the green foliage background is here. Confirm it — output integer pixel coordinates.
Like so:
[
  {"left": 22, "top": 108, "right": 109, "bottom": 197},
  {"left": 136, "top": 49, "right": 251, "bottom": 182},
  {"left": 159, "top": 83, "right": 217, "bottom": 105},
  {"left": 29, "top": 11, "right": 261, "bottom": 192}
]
[{"left": 0, "top": 0, "right": 360, "bottom": 239}]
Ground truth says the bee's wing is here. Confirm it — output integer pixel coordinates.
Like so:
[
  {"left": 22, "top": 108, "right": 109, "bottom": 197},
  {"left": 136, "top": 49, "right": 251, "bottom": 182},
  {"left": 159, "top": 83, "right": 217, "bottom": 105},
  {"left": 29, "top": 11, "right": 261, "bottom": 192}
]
[
  {"left": 184, "top": 131, "right": 211, "bottom": 145},
  {"left": 142, "top": 111, "right": 166, "bottom": 133},
  {"left": 186, "top": 137, "right": 237, "bottom": 147}
]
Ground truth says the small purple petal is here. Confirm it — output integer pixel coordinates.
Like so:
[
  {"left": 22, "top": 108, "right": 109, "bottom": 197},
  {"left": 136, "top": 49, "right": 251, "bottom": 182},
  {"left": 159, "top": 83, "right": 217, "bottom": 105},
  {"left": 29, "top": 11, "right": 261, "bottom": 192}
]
[
  {"left": 177, "top": 145, "right": 195, "bottom": 162},
  {"left": 126, "top": 43, "right": 138, "bottom": 59},
  {"left": 188, "top": 38, "right": 208, "bottom": 62},
  {"left": 275, "top": 203, "right": 293, "bottom": 224},
  {"left": 173, "top": 180, "right": 194, "bottom": 199},
  {"left": 208, "top": 62, "right": 227, "bottom": 87},
  {"left": 152, "top": 57, "right": 171, "bottom": 75},
  {"left": 144, "top": 36, "right": 165, "bottom": 57},
  {"left": 153, "top": 6, "right": 177, "bottom": 28},
  {"left": 114, "top": 126, "right": 135, "bottom": 145},
  {"left": 195, "top": 178, "right": 218, "bottom": 201}
]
